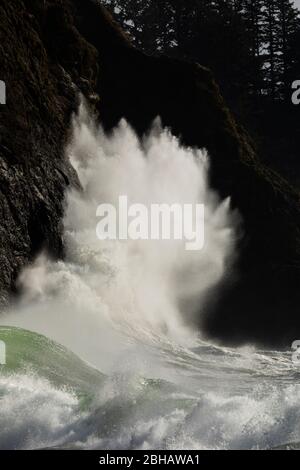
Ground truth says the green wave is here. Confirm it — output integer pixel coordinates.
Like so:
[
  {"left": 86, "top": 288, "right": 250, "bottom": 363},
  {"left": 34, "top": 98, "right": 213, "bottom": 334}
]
[{"left": 0, "top": 326, "right": 104, "bottom": 406}]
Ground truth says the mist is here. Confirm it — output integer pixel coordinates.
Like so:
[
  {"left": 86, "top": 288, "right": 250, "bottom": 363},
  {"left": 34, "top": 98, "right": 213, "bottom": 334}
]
[{"left": 2, "top": 102, "right": 236, "bottom": 370}]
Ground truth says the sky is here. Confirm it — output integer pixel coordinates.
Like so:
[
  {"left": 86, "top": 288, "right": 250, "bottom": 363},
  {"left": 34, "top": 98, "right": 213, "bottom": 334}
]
[{"left": 295, "top": 0, "right": 300, "bottom": 10}]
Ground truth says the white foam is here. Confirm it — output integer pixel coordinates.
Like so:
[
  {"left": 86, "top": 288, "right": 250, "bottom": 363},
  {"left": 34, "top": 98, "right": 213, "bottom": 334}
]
[
  {"left": 3, "top": 102, "right": 236, "bottom": 369},
  {"left": 0, "top": 373, "right": 81, "bottom": 450}
]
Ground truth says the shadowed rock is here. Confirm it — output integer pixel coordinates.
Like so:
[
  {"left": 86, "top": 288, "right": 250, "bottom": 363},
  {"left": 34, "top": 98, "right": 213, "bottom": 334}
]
[{"left": 1, "top": 0, "right": 300, "bottom": 346}]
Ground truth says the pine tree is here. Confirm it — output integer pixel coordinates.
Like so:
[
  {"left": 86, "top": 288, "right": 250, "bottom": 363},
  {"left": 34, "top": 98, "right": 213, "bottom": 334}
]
[
  {"left": 101, "top": 0, "right": 300, "bottom": 104},
  {"left": 241, "top": 0, "right": 264, "bottom": 98},
  {"left": 276, "top": 0, "right": 300, "bottom": 101},
  {"left": 261, "top": 1, "right": 281, "bottom": 100}
]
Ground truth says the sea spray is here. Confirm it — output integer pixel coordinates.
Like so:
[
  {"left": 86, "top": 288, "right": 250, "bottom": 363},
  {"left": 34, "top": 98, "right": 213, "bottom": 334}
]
[
  {"left": 1, "top": 105, "right": 300, "bottom": 450},
  {"left": 2, "top": 102, "right": 236, "bottom": 365}
]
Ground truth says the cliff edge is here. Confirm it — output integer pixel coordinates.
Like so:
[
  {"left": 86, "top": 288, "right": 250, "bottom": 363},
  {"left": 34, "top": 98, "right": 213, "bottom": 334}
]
[{"left": 1, "top": 0, "right": 300, "bottom": 346}]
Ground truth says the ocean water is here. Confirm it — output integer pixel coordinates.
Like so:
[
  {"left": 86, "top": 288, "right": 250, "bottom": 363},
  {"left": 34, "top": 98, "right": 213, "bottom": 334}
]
[
  {"left": 0, "top": 326, "right": 299, "bottom": 450},
  {"left": 0, "top": 103, "right": 299, "bottom": 450}
]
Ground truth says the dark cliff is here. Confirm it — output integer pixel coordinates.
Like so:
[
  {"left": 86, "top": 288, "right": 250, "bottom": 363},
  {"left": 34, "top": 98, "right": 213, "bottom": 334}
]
[{"left": 1, "top": 0, "right": 300, "bottom": 346}]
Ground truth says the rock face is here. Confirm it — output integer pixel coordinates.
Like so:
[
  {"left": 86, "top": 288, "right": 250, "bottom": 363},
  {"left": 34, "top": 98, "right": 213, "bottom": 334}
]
[{"left": 0, "top": 0, "right": 300, "bottom": 346}]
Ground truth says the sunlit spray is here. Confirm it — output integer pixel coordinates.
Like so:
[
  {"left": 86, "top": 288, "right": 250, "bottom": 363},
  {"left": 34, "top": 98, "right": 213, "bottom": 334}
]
[{"left": 3, "top": 101, "right": 236, "bottom": 369}]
